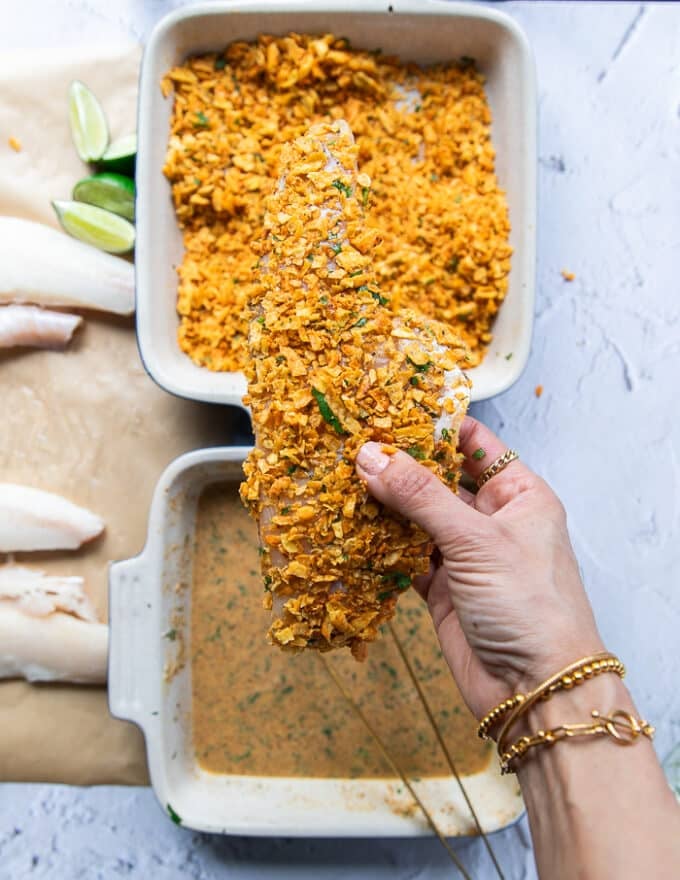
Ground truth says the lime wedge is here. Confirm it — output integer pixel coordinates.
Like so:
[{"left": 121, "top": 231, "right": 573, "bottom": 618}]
[
  {"left": 68, "top": 81, "right": 109, "bottom": 163},
  {"left": 98, "top": 133, "right": 137, "bottom": 175},
  {"left": 52, "top": 200, "right": 135, "bottom": 254},
  {"left": 73, "top": 173, "right": 135, "bottom": 221}
]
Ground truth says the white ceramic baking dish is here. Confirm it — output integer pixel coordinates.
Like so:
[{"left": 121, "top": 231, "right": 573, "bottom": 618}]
[
  {"left": 109, "top": 446, "right": 523, "bottom": 836},
  {"left": 135, "top": 0, "right": 536, "bottom": 408}
]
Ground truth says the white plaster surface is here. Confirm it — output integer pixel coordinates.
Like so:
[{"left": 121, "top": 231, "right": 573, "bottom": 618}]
[{"left": 1, "top": 1, "right": 679, "bottom": 878}]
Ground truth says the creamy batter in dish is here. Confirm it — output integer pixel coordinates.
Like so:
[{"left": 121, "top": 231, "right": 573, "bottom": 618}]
[{"left": 191, "top": 484, "right": 492, "bottom": 780}]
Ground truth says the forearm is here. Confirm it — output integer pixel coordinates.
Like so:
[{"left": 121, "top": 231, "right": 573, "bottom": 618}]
[{"left": 516, "top": 675, "right": 680, "bottom": 880}]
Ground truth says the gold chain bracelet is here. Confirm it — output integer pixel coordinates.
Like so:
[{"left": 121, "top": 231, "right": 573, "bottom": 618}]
[
  {"left": 477, "top": 652, "right": 625, "bottom": 742},
  {"left": 499, "top": 709, "right": 655, "bottom": 774}
]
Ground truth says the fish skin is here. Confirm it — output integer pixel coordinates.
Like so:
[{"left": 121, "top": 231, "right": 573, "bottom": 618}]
[
  {"left": 0, "top": 483, "right": 104, "bottom": 553},
  {"left": 0, "top": 605, "right": 107, "bottom": 683},
  {"left": 0, "top": 304, "right": 82, "bottom": 349},
  {"left": 0, "top": 217, "right": 135, "bottom": 315}
]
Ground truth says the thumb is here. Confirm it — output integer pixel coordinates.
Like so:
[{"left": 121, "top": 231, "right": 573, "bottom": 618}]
[{"left": 356, "top": 442, "right": 484, "bottom": 551}]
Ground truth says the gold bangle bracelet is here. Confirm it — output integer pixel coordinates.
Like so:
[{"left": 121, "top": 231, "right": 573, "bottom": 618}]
[
  {"left": 497, "top": 653, "right": 625, "bottom": 756},
  {"left": 477, "top": 652, "right": 625, "bottom": 743},
  {"left": 499, "top": 708, "right": 655, "bottom": 774}
]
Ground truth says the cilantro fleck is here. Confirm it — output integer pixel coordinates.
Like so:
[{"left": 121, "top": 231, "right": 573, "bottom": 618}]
[
  {"left": 505, "top": 352, "right": 514, "bottom": 361},
  {"left": 445, "top": 256, "right": 459, "bottom": 273},
  {"left": 423, "top": 278, "right": 437, "bottom": 286},
  {"left": 276, "top": 354, "right": 286, "bottom": 364},
  {"left": 381, "top": 572, "right": 412, "bottom": 590},
  {"left": 460, "top": 55, "right": 476, "bottom": 68},
  {"left": 167, "top": 804, "right": 182, "bottom": 825},
  {"left": 331, "top": 178, "right": 353, "bottom": 197},
  {"left": 214, "top": 56, "right": 227, "bottom": 70},
  {"left": 287, "top": 464, "right": 298, "bottom": 475},
  {"left": 430, "top": 171, "right": 439, "bottom": 183},
  {"left": 258, "top": 547, "right": 266, "bottom": 556},
  {"left": 329, "top": 242, "right": 342, "bottom": 255},
  {"left": 361, "top": 186, "right": 370, "bottom": 207},
  {"left": 306, "top": 253, "right": 314, "bottom": 263},
  {"left": 472, "top": 447, "right": 486, "bottom": 461},
  {"left": 445, "top": 471, "right": 456, "bottom": 481},
  {"left": 407, "top": 356, "right": 431, "bottom": 373},
  {"left": 312, "top": 387, "right": 347, "bottom": 435},
  {"left": 256, "top": 316, "right": 265, "bottom": 325},
  {"left": 407, "top": 446, "right": 426, "bottom": 460},
  {"left": 367, "top": 289, "right": 389, "bottom": 306},
  {"left": 377, "top": 590, "right": 394, "bottom": 602},
  {"left": 353, "top": 317, "right": 368, "bottom": 328},
  {"left": 320, "top": 295, "right": 329, "bottom": 305},
  {"left": 348, "top": 269, "right": 363, "bottom": 278},
  {"left": 163, "top": 629, "right": 177, "bottom": 641},
  {"left": 281, "top": 506, "right": 291, "bottom": 515},
  {"left": 441, "top": 428, "right": 451, "bottom": 442},
  {"left": 264, "top": 575, "right": 272, "bottom": 591},
  {"left": 193, "top": 111, "right": 210, "bottom": 128},
  {"left": 193, "top": 177, "right": 201, "bottom": 186},
  {"left": 410, "top": 376, "right": 419, "bottom": 386}
]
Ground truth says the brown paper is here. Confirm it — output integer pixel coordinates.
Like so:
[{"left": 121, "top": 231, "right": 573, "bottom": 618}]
[{"left": 0, "top": 45, "right": 239, "bottom": 784}]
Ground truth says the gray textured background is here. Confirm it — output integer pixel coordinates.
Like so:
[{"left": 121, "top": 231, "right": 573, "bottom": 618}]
[{"left": 1, "top": 2, "right": 679, "bottom": 877}]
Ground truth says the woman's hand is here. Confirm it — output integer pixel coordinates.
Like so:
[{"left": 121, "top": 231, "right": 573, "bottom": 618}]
[{"left": 356, "top": 416, "right": 605, "bottom": 721}]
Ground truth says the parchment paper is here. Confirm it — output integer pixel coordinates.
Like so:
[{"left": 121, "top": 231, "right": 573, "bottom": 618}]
[{"left": 0, "top": 45, "right": 238, "bottom": 784}]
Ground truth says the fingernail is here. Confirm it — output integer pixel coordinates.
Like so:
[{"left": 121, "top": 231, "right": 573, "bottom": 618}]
[{"left": 356, "top": 442, "right": 391, "bottom": 476}]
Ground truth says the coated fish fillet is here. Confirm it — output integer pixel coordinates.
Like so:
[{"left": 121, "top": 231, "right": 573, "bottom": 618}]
[
  {"left": 0, "top": 304, "right": 82, "bottom": 349},
  {"left": 0, "top": 483, "right": 104, "bottom": 553},
  {"left": 0, "top": 565, "right": 106, "bottom": 683},
  {"left": 241, "top": 121, "right": 471, "bottom": 659},
  {"left": 0, "top": 217, "right": 134, "bottom": 315}
]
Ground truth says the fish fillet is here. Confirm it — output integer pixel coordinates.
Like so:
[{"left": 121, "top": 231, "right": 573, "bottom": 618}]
[
  {"left": 0, "top": 217, "right": 134, "bottom": 315},
  {"left": 0, "top": 565, "right": 106, "bottom": 683},
  {"left": 241, "top": 121, "right": 471, "bottom": 658},
  {"left": 0, "top": 304, "right": 82, "bottom": 349},
  {"left": 0, "top": 483, "right": 104, "bottom": 553}
]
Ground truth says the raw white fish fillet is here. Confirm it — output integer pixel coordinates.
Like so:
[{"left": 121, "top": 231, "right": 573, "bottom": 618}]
[
  {"left": 0, "top": 217, "right": 134, "bottom": 315},
  {"left": 0, "top": 304, "right": 82, "bottom": 349},
  {"left": 0, "top": 605, "right": 107, "bottom": 683},
  {"left": 0, "top": 483, "right": 104, "bottom": 553},
  {"left": 0, "top": 565, "right": 107, "bottom": 683},
  {"left": 0, "top": 565, "right": 97, "bottom": 621}
]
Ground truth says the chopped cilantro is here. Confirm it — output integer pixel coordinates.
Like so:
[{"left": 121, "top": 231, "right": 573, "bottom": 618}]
[
  {"left": 441, "top": 428, "right": 451, "bottom": 442},
  {"left": 407, "top": 356, "right": 431, "bottom": 373},
  {"left": 377, "top": 590, "right": 394, "bottom": 602},
  {"left": 353, "top": 317, "right": 368, "bottom": 328},
  {"left": 287, "top": 464, "right": 298, "bottom": 475},
  {"left": 361, "top": 186, "right": 371, "bottom": 207},
  {"left": 381, "top": 571, "right": 412, "bottom": 590},
  {"left": 445, "top": 256, "right": 459, "bottom": 273},
  {"left": 167, "top": 804, "right": 182, "bottom": 825},
  {"left": 256, "top": 316, "right": 265, "bottom": 325},
  {"left": 320, "top": 295, "right": 329, "bottom": 305},
  {"left": 348, "top": 269, "right": 363, "bottom": 278},
  {"left": 407, "top": 446, "right": 426, "bottom": 460},
  {"left": 214, "top": 56, "right": 227, "bottom": 70},
  {"left": 472, "top": 447, "right": 486, "bottom": 461},
  {"left": 410, "top": 376, "right": 419, "bottom": 386},
  {"left": 331, "top": 178, "right": 353, "bottom": 197},
  {"left": 329, "top": 242, "right": 342, "bottom": 255},
  {"left": 193, "top": 111, "right": 210, "bottom": 128},
  {"left": 312, "top": 387, "right": 347, "bottom": 435},
  {"left": 505, "top": 352, "right": 514, "bottom": 361},
  {"left": 163, "top": 629, "right": 177, "bottom": 641},
  {"left": 430, "top": 171, "right": 439, "bottom": 182},
  {"left": 281, "top": 506, "right": 291, "bottom": 514}
]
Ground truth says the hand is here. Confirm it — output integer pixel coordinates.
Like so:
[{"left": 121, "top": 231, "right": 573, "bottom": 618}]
[{"left": 356, "top": 417, "right": 606, "bottom": 721}]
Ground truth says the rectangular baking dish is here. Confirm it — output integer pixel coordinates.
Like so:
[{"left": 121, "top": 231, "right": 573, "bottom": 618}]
[
  {"left": 135, "top": 0, "right": 536, "bottom": 408},
  {"left": 108, "top": 446, "right": 523, "bottom": 836}
]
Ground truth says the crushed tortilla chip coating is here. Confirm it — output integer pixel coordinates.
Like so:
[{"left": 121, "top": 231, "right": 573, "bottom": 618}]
[
  {"left": 162, "top": 33, "right": 511, "bottom": 373},
  {"left": 240, "top": 120, "right": 471, "bottom": 659},
  {"left": 561, "top": 269, "right": 575, "bottom": 282},
  {"left": 8, "top": 136, "right": 21, "bottom": 152}
]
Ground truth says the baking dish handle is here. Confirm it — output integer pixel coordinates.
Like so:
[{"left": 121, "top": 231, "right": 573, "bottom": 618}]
[{"left": 108, "top": 552, "right": 155, "bottom": 728}]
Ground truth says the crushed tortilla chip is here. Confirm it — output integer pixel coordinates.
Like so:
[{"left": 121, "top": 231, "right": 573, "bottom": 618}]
[
  {"left": 163, "top": 33, "right": 511, "bottom": 373},
  {"left": 561, "top": 269, "right": 575, "bottom": 282},
  {"left": 8, "top": 136, "right": 21, "bottom": 152}
]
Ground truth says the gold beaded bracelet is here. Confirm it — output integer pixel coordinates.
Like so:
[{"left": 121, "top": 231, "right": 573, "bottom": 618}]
[
  {"left": 477, "top": 652, "right": 625, "bottom": 743},
  {"left": 499, "top": 709, "right": 655, "bottom": 774}
]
